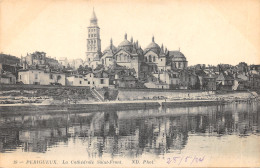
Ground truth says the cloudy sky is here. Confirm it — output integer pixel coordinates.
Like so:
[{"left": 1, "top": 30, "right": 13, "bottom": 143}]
[{"left": 1, "top": 0, "right": 259, "bottom": 65}]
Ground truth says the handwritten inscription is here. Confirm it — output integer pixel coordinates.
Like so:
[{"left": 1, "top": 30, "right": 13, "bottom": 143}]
[{"left": 166, "top": 155, "right": 205, "bottom": 165}]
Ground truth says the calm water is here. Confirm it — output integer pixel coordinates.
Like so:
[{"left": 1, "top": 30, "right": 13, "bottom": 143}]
[{"left": 0, "top": 102, "right": 260, "bottom": 166}]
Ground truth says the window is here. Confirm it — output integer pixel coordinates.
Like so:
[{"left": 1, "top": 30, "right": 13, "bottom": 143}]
[
  {"left": 20, "top": 75, "right": 21, "bottom": 80},
  {"left": 80, "top": 81, "right": 82, "bottom": 84},
  {"left": 50, "top": 74, "right": 53, "bottom": 79},
  {"left": 161, "top": 59, "right": 163, "bottom": 61},
  {"left": 93, "top": 81, "right": 94, "bottom": 84},
  {"left": 101, "top": 79, "right": 104, "bottom": 84},
  {"left": 153, "top": 56, "right": 155, "bottom": 62},
  {"left": 35, "top": 74, "right": 38, "bottom": 79},
  {"left": 88, "top": 81, "right": 90, "bottom": 84},
  {"left": 149, "top": 55, "right": 152, "bottom": 62}
]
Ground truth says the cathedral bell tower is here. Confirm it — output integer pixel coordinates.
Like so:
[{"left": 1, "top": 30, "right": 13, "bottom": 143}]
[{"left": 86, "top": 8, "right": 101, "bottom": 66}]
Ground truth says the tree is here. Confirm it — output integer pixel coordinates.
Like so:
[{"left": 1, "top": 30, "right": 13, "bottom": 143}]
[{"left": 194, "top": 76, "right": 201, "bottom": 90}]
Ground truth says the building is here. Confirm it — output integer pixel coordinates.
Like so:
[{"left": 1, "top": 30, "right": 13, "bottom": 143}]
[
  {"left": 66, "top": 75, "right": 88, "bottom": 86},
  {"left": 168, "top": 50, "right": 188, "bottom": 70},
  {"left": 249, "top": 74, "right": 260, "bottom": 90},
  {"left": 143, "top": 37, "right": 167, "bottom": 73},
  {"left": 21, "top": 52, "right": 46, "bottom": 66},
  {"left": 202, "top": 72, "right": 217, "bottom": 90},
  {"left": 69, "top": 59, "right": 84, "bottom": 70},
  {"left": 18, "top": 69, "right": 65, "bottom": 85},
  {"left": 179, "top": 70, "right": 198, "bottom": 89},
  {"left": 216, "top": 71, "right": 234, "bottom": 91},
  {"left": 21, "top": 51, "right": 62, "bottom": 70},
  {"left": 58, "top": 57, "right": 68, "bottom": 68},
  {"left": 0, "top": 72, "right": 16, "bottom": 84},
  {"left": 83, "top": 10, "right": 189, "bottom": 89},
  {"left": 113, "top": 34, "right": 141, "bottom": 77}
]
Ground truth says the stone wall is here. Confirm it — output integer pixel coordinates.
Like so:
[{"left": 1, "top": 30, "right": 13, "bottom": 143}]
[
  {"left": 117, "top": 88, "right": 215, "bottom": 101},
  {"left": 0, "top": 84, "right": 94, "bottom": 101}
]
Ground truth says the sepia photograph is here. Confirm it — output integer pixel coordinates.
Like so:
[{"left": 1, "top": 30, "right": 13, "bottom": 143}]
[{"left": 0, "top": 0, "right": 260, "bottom": 167}]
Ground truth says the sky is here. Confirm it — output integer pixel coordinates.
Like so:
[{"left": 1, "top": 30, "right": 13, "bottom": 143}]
[{"left": 0, "top": 0, "right": 260, "bottom": 66}]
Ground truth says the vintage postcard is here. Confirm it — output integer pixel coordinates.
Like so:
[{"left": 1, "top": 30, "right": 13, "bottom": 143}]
[{"left": 0, "top": 0, "right": 260, "bottom": 167}]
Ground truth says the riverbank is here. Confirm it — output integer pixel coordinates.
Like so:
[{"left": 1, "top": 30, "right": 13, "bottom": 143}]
[
  {"left": 0, "top": 85, "right": 258, "bottom": 115},
  {"left": 0, "top": 99, "right": 234, "bottom": 115}
]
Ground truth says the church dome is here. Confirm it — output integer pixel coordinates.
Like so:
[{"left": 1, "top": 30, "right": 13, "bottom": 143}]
[
  {"left": 104, "top": 45, "right": 117, "bottom": 53},
  {"left": 118, "top": 34, "right": 132, "bottom": 47},
  {"left": 145, "top": 36, "right": 161, "bottom": 54},
  {"left": 119, "top": 40, "right": 132, "bottom": 47},
  {"left": 169, "top": 51, "right": 187, "bottom": 62},
  {"left": 118, "top": 34, "right": 133, "bottom": 52},
  {"left": 103, "top": 39, "right": 117, "bottom": 53}
]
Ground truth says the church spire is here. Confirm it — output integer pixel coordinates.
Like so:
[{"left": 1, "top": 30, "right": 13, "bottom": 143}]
[
  {"left": 152, "top": 36, "right": 155, "bottom": 42},
  {"left": 90, "top": 8, "right": 98, "bottom": 26}
]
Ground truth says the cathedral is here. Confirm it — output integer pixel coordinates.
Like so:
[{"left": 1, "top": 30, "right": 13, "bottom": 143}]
[{"left": 85, "top": 9, "right": 188, "bottom": 81}]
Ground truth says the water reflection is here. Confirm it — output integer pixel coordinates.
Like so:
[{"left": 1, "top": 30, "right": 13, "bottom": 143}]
[{"left": 0, "top": 102, "right": 259, "bottom": 158}]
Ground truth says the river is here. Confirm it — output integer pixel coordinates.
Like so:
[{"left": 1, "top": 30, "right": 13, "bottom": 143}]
[{"left": 0, "top": 101, "right": 259, "bottom": 167}]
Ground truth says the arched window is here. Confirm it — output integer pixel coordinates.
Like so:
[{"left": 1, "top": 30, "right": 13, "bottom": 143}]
[
  {"left": 149, "top": 55, "right": 152, "bottom": 62},
  {"left": 153, "top": 56, "right": 155, "bottom": 62},
  {"left": 145, "top": 57, "right": 148, "bottom": 62}
]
